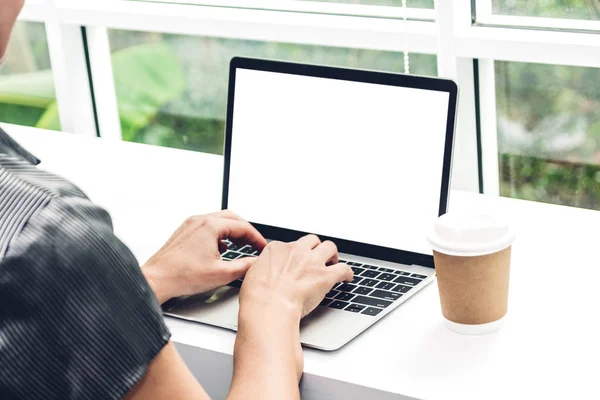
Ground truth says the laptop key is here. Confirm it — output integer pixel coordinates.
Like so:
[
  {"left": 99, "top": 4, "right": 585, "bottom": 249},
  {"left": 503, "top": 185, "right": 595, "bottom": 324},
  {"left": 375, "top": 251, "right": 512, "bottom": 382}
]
[
  {"left": 337, "top": 283, "right": 357, "bottom": 292},
  {"left": 344, "top": 304, "right": 366, "bottom": 313},
  {"left": 339, "top": 259, "right": 348, "bottom": 263},
  {"left": 378, "top": 268, "right": 394, "bottom": 273},
  {"left": 392, "top": 284, "right": 412, "bottom": 293},
  {"left": 347, "top": 262, "right": 363, "bottom": 267},
  {"left": 362, "top": 307, "right": 383, "bottom": 316},
  {"left": 227, "top": 243, "right": 241, "bottom": 251},
  {"left": 363, "top": 265, "right": 378, "bottom": 270},
  {"left": 394, "top": 276, "right": 423, "bottom": 286},
  {"left": 335, "top": 292, "right": 355, "bottom": 302},
  {"left": 354, "top": 287, "right": 373, "bottom": 296},
  {"left": 412, "top": 274, "right": 427, "bottom": 279},
  {"left": 328, "top": 300, "right": 349, "bottom": 309},
  {"left": 376, "top": 282, "right": 395, "bottom": 291},
  {"left": 378, "top": 273, "right": 396, "bottom": 281},
  {"left": 370, "top": 290, "right": 402, "bottom": 301},
  {"left": 361, "top": 270, "right": 380, "bottom": 278},
  {"left": 393, "top": 270, "right": 402, "bottom": 274},
  {"left": 351, "top": 276, "right": 363, "bottom": 285},
  {"left": 222, "top": 251, "right": 241, "bottom": 260},
  {"left": 319, "top": 298, "right": 331, "bottom": 307},
  {"left": 351, "top": 267, "right": 365, "bottom": 275},
  {"left": 240, "top": 246, "right": 256, "bottom": 254},
  {"left": 326, "top": 289, "right": 340, "bottom": 298},
  {"left": 399, "top": 271, "right": 411, "bottom": 276},
  {"left": 360, "top": 279, "right": 378, "bottom": 287},
  {"left": 353, "top": 296, "right": 392, "bottom": 308}
]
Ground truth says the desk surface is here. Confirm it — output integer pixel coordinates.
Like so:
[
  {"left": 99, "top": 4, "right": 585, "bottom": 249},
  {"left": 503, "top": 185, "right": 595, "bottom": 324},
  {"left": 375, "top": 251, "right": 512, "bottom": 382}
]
[{"left": 6, "top": 124, "right": 600, "bottom": 400}]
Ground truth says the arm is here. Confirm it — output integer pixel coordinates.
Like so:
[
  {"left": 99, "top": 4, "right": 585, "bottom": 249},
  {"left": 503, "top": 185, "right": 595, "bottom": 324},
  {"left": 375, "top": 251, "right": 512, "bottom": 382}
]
[
  {"left": 125, "top": 342, "right": 210, "bottom": 400},
  {"left": 229, "top": 302, "right": 303, "bottom": 400},
  {"left": 228, "top": 237, "right": 354, "bottom": 400},
  {"left": 134, "top": 213, "right": 351, "bottom": 399}
]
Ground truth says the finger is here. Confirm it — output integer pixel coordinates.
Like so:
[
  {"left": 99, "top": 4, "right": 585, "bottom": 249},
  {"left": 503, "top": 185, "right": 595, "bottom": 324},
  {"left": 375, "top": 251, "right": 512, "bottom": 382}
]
[
  {"left": 312, "top": 240, "right": 338, "bottom": 265},
  {"left": 214, "top": 219, "right": 268, "bottom": 250},
  {"left": 206, "top": 209, "right": 245, "bottom": 222},
  {"left": 325, "top": 263, "right": 354, "bottom": 287},
  {"left": 218, "top": 241, "right": 228, "bottom": 254},
  {"left": 296, "top": 234, "right": 321, "bottom": 250},
  {"left": 220, "top": 257, "right": 255, "bottom": 280}
]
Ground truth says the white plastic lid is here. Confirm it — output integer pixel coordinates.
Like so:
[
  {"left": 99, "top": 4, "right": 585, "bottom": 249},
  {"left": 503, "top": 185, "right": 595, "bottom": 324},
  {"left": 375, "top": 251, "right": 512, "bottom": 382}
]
[{"left": 427, "top": 213, "right": 516, "bottom": 257}]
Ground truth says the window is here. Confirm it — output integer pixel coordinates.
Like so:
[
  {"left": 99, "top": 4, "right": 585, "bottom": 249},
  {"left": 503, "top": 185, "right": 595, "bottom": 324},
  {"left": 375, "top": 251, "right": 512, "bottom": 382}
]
[
  {"left": 10, "top": 1, "right": 600, "bottom": 211},
  {"left": 0, "top": 22, "right": 60, "bottom": 130},
  {"left": 491, "top": 0, "right": 600, "bottom": 20},
  {"left": 108, "top": 30, "right": 436, "bottom": 154},
  {"left": 496, "top": 61, "right": 600, "bottom": 210}
]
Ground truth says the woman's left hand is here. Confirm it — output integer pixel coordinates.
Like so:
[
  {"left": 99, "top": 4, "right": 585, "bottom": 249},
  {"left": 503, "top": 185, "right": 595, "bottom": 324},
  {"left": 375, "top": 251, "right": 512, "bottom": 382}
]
[{"left": 142, "top": 210, "right": 267, "bottom": 304}]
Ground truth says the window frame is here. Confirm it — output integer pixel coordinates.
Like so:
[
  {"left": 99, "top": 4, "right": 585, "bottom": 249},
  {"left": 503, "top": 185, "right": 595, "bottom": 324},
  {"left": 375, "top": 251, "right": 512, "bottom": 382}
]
[
  {"left": 13, "top": 0, "right": 600, "bottom": 197},
  {"left": 141, "top": 0, "right": 437, "bottom": 20}
]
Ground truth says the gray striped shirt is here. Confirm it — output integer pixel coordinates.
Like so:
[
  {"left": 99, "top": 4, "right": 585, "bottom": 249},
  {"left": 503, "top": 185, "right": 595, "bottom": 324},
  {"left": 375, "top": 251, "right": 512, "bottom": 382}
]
[{"left": 0, "top": 127, "right": 170, "bottom": 399}]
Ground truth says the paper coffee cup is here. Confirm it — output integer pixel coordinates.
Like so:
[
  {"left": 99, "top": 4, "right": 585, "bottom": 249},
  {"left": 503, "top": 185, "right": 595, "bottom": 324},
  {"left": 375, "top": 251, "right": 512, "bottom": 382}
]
[{"left": 428, "top": 213, "right": 515, "bottom": 335}]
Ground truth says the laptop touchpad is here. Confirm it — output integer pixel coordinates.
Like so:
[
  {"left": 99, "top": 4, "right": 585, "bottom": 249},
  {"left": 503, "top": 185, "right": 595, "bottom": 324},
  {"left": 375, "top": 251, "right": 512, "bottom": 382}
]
[{"left": 165, "top": 286, "right": 241, "bottom": 331}]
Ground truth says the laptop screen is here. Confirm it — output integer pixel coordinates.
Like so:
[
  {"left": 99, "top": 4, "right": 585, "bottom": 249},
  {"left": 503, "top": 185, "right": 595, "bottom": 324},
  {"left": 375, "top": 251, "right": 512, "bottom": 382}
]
[{"left": 227, "top": 67, "right": 452, "bottom": 257}]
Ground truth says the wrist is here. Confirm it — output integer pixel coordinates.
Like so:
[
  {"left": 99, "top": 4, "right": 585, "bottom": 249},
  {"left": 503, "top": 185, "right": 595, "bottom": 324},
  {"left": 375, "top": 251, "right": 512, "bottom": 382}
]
[
  {"left": 236, "top": 300, "right": 304, "bottom": 381},
  {"left": 142, "top": 262, "right": 177, "bottom": 304},
  {"left": 239, "top": 296, "right": 302, "bottom": 329}
]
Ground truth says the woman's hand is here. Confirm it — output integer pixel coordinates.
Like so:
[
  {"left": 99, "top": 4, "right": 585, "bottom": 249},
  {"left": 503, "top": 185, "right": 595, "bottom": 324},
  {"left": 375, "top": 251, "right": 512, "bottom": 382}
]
[
  {"left": 231, "top": 234, "right": 353, "bottom": 392},
  {"left": 240, "top": 235, "right": 354, "bottom": 320},
  {"left": 142, "top": 210, "right": 267, "bottom": 304}
]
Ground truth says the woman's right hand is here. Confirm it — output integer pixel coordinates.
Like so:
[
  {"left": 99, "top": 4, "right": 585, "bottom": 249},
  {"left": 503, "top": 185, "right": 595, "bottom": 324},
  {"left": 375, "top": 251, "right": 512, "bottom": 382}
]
[
  {"left": 240, "top": 235, "right": 354, "bottom": 320},
  {"left": 230, "top": 236, "right": 353, "bottom": 398}
]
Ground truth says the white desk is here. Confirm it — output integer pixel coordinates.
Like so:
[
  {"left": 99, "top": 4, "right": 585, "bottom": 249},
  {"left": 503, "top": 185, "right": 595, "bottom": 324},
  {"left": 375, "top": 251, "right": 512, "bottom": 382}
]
[{"left": 5, "top": 124, "right": 600, "bottom": 400}]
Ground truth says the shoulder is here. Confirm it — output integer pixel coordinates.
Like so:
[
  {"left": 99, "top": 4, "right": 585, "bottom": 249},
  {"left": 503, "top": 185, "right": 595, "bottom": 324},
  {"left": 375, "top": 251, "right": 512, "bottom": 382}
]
[
  {"left": 5, "top": 194, "right": 152, "bottom": 303},
  {"left": 0, "top": 195, "right": 170, "bottom": 400}
]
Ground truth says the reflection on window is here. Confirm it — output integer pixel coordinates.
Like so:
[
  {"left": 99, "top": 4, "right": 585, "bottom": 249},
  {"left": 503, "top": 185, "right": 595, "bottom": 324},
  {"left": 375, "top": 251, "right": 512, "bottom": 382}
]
[
  {"left": 492, "top": 0, "right": 600, "bottom": 20},
  {"left": 0, "top": 22, "right": 60, "bottom": 130},
  {"left": 108, "top": 31, "right": 437, "bottom": 155},
  {"left": 301, "top": 0, "right": 433, "bottom": 7},
  {"left": 495, "top": 61, "right": 600, "bottom": 210}
]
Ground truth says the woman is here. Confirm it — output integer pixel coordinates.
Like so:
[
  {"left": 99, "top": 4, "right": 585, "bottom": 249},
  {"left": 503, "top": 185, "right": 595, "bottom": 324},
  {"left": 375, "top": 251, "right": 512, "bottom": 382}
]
[{"left": 0, "top": 1, "right": 352, "bottom": 398}]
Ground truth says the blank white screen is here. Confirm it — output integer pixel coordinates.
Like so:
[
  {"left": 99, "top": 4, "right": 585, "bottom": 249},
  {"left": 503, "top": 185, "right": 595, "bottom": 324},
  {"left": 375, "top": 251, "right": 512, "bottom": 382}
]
[{"left": 228, "top": 69, "right": 450, "bottom": 256}]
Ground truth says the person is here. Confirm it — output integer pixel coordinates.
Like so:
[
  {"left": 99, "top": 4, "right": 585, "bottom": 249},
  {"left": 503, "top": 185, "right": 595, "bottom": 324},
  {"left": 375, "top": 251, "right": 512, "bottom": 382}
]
[{"left": 0, "top": 1, "right": 353, "bottom": 399}]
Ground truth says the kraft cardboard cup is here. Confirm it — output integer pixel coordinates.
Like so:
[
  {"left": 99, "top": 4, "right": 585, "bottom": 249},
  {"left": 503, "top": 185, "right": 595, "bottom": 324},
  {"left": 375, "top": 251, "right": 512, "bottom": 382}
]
[{"left": 428, "top": 213, "right": 516, "bottom": 335}]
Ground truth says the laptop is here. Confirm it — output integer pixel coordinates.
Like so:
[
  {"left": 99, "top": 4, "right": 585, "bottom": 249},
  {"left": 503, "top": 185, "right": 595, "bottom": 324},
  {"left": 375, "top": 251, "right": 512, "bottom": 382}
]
[{"left": 163, "top": 57, "right": 458, "bottom": 351}]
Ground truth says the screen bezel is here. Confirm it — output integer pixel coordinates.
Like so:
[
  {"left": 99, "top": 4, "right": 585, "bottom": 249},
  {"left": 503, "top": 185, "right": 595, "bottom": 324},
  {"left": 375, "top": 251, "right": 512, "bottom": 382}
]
[{"left": 222, "top": 57, "right": 458, "bottom": 268}]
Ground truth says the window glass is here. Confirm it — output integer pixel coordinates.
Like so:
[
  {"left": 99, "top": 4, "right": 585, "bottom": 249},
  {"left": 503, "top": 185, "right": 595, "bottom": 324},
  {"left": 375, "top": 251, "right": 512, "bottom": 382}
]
[
  {"left": 0, "top": 22, "right": 60, "bottom": 130},
  {"left": 496, "top": 61, "right": 600, "bottom": 210},
  {"left": 108, "top": 30, "right": 437, "bottom": 154},
  {"left": 491, "top": 0, "right": 600, "bottom": 20}
]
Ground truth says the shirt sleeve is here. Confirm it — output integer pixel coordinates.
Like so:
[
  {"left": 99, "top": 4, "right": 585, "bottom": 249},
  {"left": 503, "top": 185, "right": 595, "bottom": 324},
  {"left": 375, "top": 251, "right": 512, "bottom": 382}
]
[{"left": 0, "top": 196, "right": 170, "bottom": 400}]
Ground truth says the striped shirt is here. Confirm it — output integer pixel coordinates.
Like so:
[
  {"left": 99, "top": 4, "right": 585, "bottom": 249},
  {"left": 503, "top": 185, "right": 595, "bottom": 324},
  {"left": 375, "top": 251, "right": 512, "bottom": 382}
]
[{"left": 0, "top": 127, "right": 170, "bottom": 399}]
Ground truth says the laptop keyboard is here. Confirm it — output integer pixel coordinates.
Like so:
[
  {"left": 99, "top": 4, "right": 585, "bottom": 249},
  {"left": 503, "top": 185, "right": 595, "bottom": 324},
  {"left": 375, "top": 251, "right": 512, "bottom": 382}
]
[{"left": 221, "top": 240, "right": 427, "bottom": 317}]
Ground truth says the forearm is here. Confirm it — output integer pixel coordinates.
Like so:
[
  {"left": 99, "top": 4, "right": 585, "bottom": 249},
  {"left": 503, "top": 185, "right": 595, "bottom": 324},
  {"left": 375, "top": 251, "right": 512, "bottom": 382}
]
[{"left": 228, "top": 303, "right": 303, "bottom": 400}]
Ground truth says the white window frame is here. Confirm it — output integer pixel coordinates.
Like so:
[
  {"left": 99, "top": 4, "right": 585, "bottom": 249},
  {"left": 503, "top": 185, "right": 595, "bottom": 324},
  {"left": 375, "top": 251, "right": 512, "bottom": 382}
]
[
  {"left": 142, "top": 0, "right": 437, "bottom": 20},
  {"left": 13, "top": 0, "right": 600, "bottom": 196}
]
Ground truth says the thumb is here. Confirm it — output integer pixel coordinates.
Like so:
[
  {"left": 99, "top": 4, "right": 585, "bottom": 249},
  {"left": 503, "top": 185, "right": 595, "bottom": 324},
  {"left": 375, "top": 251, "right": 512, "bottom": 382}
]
[
  {"left": 221, "top": 257, "right": 255, "bottom": 280},
  {"left": 326, "top": 263, "right": 354, "bottom": 288}
]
